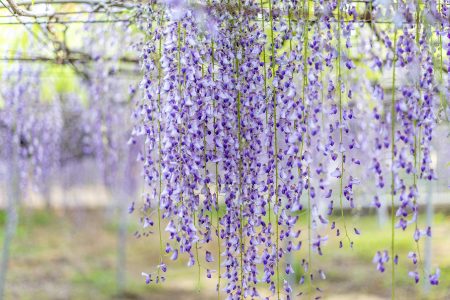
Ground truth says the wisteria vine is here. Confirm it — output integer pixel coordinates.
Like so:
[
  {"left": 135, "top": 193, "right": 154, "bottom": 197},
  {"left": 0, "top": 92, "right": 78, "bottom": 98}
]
[{"left": 132, "top": 0, "right": 448, "bottom": 298}]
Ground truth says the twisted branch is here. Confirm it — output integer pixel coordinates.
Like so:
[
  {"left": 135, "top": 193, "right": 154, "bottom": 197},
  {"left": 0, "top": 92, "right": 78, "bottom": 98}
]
[{"left": 5, "top": 0, "right": 54, "bottom": 17}]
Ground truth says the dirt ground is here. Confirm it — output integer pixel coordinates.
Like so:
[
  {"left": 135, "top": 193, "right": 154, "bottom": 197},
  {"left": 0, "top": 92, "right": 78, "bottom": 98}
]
[{"left": 1, "top": 208, "right": 449, "bottom": 299}]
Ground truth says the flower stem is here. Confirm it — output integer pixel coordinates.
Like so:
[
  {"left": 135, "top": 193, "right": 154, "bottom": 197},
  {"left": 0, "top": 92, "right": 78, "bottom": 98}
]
[
  {"left": 208, "top": 14, "right": 222, "bottom": 299},
  {"left": 437, "top": 0, "right": 448, "bottom": 120},
  {"left": 260, "top": 0, "right": 272, "bottom": 226},
  {"left": 156, "top": 10, "right": 164, "bottom": 276},
  {"left": 287, "top": 6, "right": 292, "bottom": 52},
  {"left": 235, "top": 1, "right": 244, "bottom": 294},
  {"left": 259, "top": 0, "right": 268, "bottom": 124},
  {"left": 267, "top": 0, "right": 280, "bottom": 297},
  {"left": 413, "top": 0, "right": 425, "bottom": 276},
  {"left": 300, "top": 0, "right": 313, "bottom": 296},
  {"left": 193, "top": 210, "right": 201, "bottom": 292},
  {"left": 390, "top": 13, "right": 398, "bottom": 300},
  {"left": 302, "top": 0, "right": 309, "bottom": 103},
  {"left": 236, "top": 61, "right": 244, "bottom": 298},
  {"left": 336, "top": 0, "right": 351, "bottom": 247}
]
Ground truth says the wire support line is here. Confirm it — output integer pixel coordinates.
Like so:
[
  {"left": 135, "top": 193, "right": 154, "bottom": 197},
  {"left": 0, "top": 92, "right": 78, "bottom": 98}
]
[
  {"left": 0, "top": 17, "right": 133, "bottom": 24},
  {"left": 13, "top": 0, "right": 135, "bottom": 6},
  {"left": 0, "top": 9, "right": 129, "bottom": 17},
  {"left": 0, "top": 16, "right": 448, "bottom": 26},
  {"left": 0, "top": 55, "right": 139, "bottom": 63}
]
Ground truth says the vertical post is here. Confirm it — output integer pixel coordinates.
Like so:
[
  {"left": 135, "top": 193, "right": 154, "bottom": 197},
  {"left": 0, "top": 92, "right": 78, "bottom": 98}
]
[
  {"left": 0, "top": 146, "right": 20, "bottom": 300},
  {"left": 43, "top": 181, "right": 52, "bottom": 210},
  {"left": 116, "top": 184, "right": 128, "bottom": 294},
  {"left": 116, "top": 146, "right": 136, "bottom": 295},
  {"left": 377, "top": 195, "right": 388, "bottom": 227}
]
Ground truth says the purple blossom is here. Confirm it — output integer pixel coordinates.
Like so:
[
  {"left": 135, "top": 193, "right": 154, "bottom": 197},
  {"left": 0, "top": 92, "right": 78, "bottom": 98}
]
[
  {"left": 205, "top": 251, "right": 214, "bottom": 263},
  {"left": 373, "top": 251, "right": 389, "bottom": 273},
  {"left": 429, "top": 268, "right": 440, "bottom": 285},
  {"left": 408, "top": 271, "right": 419, "bottom": 284}
]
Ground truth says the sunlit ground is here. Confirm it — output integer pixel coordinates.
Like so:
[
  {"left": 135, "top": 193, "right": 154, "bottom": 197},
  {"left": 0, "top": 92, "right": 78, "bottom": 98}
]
[{"left": 0, "top": 207, "right": 449, "bottom": 299}]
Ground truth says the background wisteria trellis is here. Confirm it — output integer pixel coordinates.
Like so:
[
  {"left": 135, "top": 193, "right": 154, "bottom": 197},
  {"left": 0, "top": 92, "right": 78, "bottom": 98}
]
[{"left": 131, "top": 0, "right": 448, "bottom": 299}]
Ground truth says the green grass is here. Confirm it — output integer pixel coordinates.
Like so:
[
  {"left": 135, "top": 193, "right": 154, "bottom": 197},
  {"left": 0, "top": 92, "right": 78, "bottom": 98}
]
[{"left": 71, "top": 268, "right": 117, "bottom": 297}]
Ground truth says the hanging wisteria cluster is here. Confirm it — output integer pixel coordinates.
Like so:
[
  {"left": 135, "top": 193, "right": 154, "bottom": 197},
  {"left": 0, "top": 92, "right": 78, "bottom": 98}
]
[
  {"left": 0, "top": 64, "right": 63, "bottom": 192},
  {"left": 132, "top": 0, "right": 448, "bottom": 298},
  {"left": 80, "top": 21, "right": 137, "bottom": 186}
]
